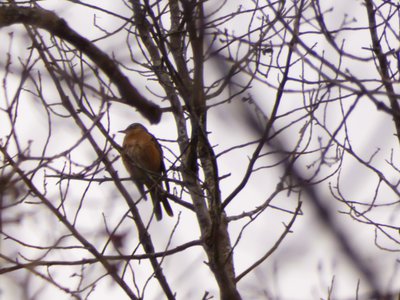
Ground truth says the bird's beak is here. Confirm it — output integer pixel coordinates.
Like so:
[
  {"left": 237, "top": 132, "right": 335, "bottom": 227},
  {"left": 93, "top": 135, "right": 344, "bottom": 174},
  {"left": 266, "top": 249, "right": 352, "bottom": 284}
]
[{"left": 118, "top": 130, "right": 126, "bottom": 134}]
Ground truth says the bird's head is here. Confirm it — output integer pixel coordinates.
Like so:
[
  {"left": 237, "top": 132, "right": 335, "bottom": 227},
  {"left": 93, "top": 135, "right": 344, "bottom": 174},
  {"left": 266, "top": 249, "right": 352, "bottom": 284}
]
[{"left": 119, "top": 123, "right": 147, "bottom": 134}]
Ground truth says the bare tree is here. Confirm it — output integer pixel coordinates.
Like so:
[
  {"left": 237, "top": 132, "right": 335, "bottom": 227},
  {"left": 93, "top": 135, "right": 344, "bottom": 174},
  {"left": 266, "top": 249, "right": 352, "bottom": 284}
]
[{"left": 1, "top": 1, "right": 400, "bottom": 299}]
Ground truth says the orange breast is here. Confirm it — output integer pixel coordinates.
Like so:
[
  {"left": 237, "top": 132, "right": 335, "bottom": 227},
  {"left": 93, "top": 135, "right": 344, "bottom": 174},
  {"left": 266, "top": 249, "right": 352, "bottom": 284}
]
[{"left": 123, "top": 130, "right": 162, "bottom": 173}]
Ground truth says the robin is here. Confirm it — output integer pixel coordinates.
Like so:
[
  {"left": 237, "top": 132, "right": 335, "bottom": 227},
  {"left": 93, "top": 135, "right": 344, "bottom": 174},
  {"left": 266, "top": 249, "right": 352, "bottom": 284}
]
[{"left": 119, "top": 123, "right": 173, "bottom": 220}]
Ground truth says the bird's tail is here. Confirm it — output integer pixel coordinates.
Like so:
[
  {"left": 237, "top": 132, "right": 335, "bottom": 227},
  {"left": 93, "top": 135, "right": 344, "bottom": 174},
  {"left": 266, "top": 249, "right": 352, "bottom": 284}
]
[{"left": 150, "top": 185, "right": 173, "bottom": 221}]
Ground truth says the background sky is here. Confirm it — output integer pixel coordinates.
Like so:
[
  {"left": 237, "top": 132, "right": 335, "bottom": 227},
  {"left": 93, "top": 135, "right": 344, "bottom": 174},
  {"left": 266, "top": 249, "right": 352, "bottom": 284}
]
[{"left": 1, "top": 1, "right": 400, "bottom": 299}]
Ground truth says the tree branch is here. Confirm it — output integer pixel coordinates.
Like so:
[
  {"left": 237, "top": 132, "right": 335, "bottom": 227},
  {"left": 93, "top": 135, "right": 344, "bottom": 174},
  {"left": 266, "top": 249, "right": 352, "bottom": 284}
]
[{"left": 0, "top": 6, "right": 161, "bottom": 123}]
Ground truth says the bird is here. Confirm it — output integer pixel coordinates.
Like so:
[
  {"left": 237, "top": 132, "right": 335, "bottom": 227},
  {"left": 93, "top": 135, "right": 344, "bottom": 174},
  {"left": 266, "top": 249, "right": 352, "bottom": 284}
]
[{"left": 119, "top": 123, "right": 173, "bottom": 221}]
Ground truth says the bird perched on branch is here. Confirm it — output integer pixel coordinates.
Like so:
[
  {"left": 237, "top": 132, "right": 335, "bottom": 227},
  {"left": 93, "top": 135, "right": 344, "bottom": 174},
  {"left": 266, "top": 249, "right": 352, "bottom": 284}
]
[{"left": 119, "top": 123, "right": 173, "bottom": 220}]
